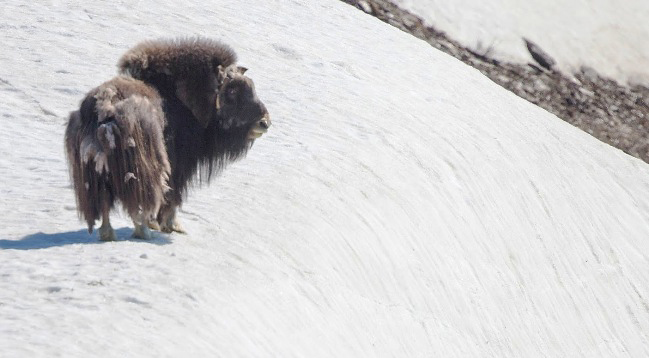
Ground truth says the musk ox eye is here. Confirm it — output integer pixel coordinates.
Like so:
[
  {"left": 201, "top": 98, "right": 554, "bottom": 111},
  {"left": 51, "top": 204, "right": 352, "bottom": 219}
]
[{"left": 226, "top": 87, "right": 238, "bottom": 101}]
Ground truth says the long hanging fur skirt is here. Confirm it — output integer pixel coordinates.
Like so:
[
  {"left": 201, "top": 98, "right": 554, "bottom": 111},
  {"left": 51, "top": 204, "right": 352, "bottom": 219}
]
[{"left": 65, "top": 76, "right": 171, "bottom": 233}]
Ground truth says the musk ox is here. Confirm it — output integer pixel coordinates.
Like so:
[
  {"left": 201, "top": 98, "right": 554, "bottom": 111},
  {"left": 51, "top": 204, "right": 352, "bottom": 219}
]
[{"left": 65, "top": 38, "right": 271, "bottom": 241}]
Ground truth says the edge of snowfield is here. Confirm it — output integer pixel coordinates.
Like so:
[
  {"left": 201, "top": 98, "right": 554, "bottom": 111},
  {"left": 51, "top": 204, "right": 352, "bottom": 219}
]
[
  {"left": 1, "top": 1, "right": 649, "bottom": 357},
  {"left": 391, "top": 0, "right": 649, "bottom": 86}
]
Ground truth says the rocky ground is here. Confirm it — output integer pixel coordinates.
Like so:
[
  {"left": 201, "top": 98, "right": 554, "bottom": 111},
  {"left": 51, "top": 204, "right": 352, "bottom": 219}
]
[{"left": 342, "top": 0, "right": 649, "bottom": 164}]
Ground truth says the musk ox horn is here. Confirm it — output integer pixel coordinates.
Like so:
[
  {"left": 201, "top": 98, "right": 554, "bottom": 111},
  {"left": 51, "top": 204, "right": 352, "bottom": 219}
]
[{"left": 217, "top": 65, "right": 248, "bottom": 84}]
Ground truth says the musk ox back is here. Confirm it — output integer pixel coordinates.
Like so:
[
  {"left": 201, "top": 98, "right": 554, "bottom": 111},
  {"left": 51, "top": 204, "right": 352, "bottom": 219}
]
[{"left": 65, "top": 38, "right": 270, "bottom": 241}]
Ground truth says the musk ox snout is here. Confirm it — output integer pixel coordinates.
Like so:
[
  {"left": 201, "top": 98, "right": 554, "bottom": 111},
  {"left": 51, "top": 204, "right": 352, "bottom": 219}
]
[
  {"left": 248, "top": 112, "right": 271, "bottom": 140},
  {"left": 259, "top": 113, "right": 271, "bottom": 129}
]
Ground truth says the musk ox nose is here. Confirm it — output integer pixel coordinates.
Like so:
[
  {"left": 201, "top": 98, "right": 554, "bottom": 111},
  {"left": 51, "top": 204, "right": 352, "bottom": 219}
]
[
  {"left": 248, "top": 112, "right": 271, "bottom": 140},
  {"left": 259, "top": 113, "right": 271, "bottom": 129}
]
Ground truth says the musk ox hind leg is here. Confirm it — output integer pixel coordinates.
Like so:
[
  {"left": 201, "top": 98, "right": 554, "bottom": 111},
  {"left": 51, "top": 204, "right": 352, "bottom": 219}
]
[
  {"left": 99, "top": 221, "right": 117, "bottom": 241},
  {"left": 65, "top": 77, "right": 171, "bottom": 241},
  {"left": 98, "top": 188, "right": 117, "bottom": 241},
  {"left": 106, "top": 88, "right": 171, "bottom": 240}
]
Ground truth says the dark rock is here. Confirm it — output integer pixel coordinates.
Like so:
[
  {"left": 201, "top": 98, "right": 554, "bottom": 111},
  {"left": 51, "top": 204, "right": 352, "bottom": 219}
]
[{"left": 524, "top": 38, "right": 556, "bottom": 71}]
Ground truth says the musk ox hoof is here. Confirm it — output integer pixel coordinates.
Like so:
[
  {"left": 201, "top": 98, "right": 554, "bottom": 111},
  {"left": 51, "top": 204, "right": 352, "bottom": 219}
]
[
  {"left": 99, "top": 225, "right": 116, "bottom": 242},
  {"left": 148, "top": 220, "right": 161, "bottom": 231},
  {"left": 132, "top": 223, "right": 153, "bottom": 240},
  {"left": 160, "top": 219, "right": 186, "bottom": 234}
]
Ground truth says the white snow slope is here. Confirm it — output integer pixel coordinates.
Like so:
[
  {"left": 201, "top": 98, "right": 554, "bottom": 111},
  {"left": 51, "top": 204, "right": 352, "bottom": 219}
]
[
  {"left": 394, "top": 0, "right": 649, "bottom": 85},
  {"left": 2, "top": 1, "right": 649, "bottom": 357}
]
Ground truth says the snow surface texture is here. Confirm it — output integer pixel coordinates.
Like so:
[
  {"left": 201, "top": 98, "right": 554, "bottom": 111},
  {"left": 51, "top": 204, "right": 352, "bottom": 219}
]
[
  {"left": 2, "top": 0, "right": 649, "bottom": 357},
  {"left": 393, "top": 0, "right": 649, "bottom": 85}
]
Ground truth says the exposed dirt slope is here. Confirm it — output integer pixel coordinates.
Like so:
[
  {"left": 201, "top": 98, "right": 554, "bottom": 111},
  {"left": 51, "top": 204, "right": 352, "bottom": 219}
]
[{"left": 343, "top": 0, "right": 649, "bottom": 163}]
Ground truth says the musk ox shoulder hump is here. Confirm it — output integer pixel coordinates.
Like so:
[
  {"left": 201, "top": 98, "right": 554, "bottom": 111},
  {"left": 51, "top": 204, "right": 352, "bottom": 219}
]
[{"left": 117, "top": 37, "right": 238, "bottom": 80}]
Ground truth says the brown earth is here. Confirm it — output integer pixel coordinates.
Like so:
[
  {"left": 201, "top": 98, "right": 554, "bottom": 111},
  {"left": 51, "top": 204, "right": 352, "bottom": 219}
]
[{"left": 342, "top": 0, "right": 649, "bottom": 163}]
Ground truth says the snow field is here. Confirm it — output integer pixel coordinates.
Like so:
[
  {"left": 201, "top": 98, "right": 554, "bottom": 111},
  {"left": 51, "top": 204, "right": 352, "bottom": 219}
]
[{"left": 1, "top": 0, "right": 649, "bottom": 356}]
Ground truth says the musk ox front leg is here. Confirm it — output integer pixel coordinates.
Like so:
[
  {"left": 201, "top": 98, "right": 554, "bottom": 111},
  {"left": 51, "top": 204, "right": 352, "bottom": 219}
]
[
  {"left": 149, "top": 162, "right": 188, "bottom": 234},
  {"left": 132, "top": 213, "right": 153, "bottom": 240},
  {"left": 156, "top": 204, "right": 186, "bottom": 234}
]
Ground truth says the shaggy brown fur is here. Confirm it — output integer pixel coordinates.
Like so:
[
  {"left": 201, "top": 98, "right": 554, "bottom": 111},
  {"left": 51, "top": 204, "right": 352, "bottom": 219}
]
[
  {"left": 118, "top": 38, "right": 270, "bottom": 234},
  {"left": 118, "top": 38, "right": 237, "bottom": 128},
  {"left": 65, "top": 37, "right": 270, "bottom": 240},
  {"left": 65, "top": 76, "right": 171, "bottom": 240}
]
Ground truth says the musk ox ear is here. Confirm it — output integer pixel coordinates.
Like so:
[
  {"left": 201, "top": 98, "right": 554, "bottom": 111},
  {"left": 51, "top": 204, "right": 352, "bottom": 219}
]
[
  {"left": 237, "top": 66, "right": 248, "bottom": 75},
  {"left": 175, "top": 77, "right": 218, "bottom": 129}
]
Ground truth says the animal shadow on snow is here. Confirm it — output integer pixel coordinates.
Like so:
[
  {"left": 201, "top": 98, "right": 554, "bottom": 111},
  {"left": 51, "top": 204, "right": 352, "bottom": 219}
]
[{"left": 0, "top": 228, "right": 172, "bottom": 250}]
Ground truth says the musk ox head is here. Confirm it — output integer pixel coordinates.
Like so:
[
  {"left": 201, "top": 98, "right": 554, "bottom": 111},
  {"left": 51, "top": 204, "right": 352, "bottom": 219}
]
[{"left": 215, "top": 65, "right": 271, "bottom": 140}]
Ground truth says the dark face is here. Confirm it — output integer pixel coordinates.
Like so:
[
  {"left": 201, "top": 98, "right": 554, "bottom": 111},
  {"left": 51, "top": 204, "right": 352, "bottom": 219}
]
[{"left": 215, "top": 67, "right": 270, "bottom": 140}]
